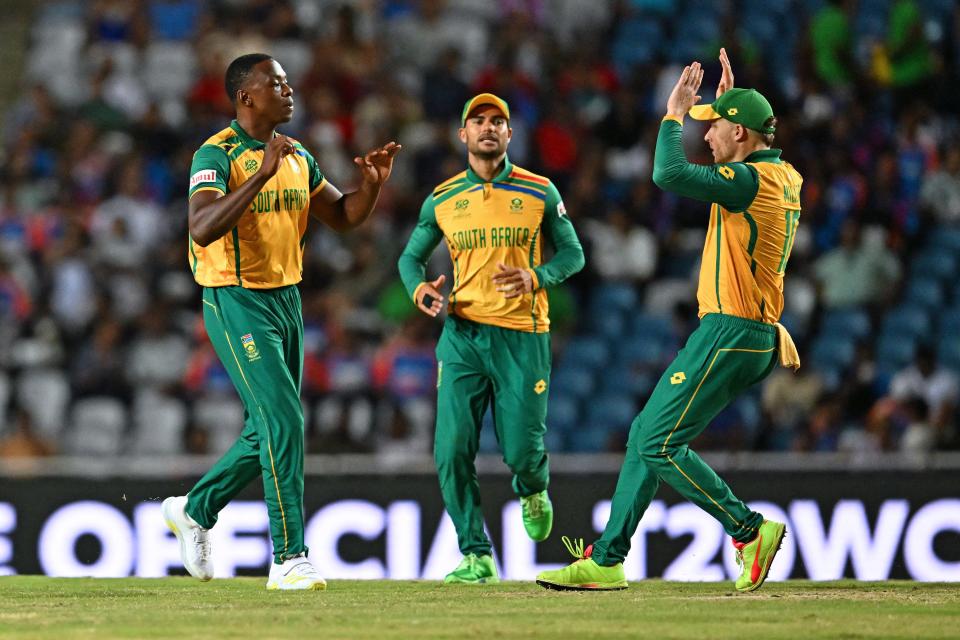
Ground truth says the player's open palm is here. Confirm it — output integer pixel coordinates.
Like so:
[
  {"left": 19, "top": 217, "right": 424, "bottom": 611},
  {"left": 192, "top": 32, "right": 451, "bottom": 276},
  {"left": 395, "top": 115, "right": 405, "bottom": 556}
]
[
  {"left": 356, "top": 141, "right": 403, "bottom": 186},
  {"left": 416, "top": 274, "right": 446, "bottom": 317},
  {"left": 260, "top": 135, "right": 296, "bottom": 178},
  {"left": 717, "top": 47, "right": 734, "bottom": 98},
  {"left": 666, "top": 62, "right": 705, "bottom": 118}
]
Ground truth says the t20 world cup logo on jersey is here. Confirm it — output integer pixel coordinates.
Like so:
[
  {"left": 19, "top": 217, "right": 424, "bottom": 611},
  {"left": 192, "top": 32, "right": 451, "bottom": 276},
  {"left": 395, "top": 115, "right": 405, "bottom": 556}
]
[{"left": 240, "top": 333, "right": 261, "bottom": 362}]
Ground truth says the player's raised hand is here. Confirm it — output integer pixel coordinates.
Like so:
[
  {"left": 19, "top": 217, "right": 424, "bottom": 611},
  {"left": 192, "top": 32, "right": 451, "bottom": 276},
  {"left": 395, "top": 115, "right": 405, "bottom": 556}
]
[
  {"left": 260, "top": 135, "right": 296, "bottom": 178},
  {"left": 666, "top": 62, "right": 705, "bottom": 119},
  {"left": 717, "top": 47, "right": 734, "bottom": 98},
  {"left": 415, "top": 274, "right": 446, "bottom": 317},
  {"left": 355, "top": 141, "right": 403, "bottom": 186},
  {"left": 492, "top": 262, "right": 534, "bottom": 299}
]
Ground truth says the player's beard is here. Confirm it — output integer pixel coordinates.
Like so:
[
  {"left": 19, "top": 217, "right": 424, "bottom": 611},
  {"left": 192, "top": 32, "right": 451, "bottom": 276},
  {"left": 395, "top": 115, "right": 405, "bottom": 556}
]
[{"left": 469, "top": 137, "right": 506, "bottom": 160}]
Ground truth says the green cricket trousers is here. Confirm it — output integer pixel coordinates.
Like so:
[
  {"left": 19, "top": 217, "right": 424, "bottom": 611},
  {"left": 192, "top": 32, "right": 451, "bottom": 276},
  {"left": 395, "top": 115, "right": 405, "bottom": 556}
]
[
  {"left": 186, "top": 285, "right": 307, "bottom": 564},
  {"left": 592, "top": 313, "right": 778, "bottom": 565},
  {"left": 435, "top": 314, "right": 552, "bottom": 556}
]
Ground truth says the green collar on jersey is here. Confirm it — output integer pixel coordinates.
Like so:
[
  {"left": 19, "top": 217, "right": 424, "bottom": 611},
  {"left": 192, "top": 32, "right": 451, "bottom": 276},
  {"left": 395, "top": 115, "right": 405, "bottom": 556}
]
[
  {"left": 465, "top": 154, "right": 513, "bottom": 184},
  {"left": 229, "top": 119, "right": 277, "bottom": 150},
  {"left": 743, "top": 148, "right": 783, "bottom": 164}
]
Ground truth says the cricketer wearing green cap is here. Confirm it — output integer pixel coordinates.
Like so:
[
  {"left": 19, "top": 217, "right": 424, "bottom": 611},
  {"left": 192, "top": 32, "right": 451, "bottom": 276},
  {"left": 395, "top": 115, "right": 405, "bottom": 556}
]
[
  {"left": 538, "top": 49, "right": 802, "bottom": 593},
  {"left": 398, "top": 92, "right": 584, "bottom": 584},
  {"left": 688, "top": 87, "right": 777, "bottom": 134}
]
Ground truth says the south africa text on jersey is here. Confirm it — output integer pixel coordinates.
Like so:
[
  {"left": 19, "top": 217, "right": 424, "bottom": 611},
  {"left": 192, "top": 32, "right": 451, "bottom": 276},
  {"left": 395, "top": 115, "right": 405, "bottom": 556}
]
[
  {"left": 448, "top": 226, "right": 533, "bottom": 250},
  {"left": 249, "top": 188, "right": 310, "bottom": 214}
]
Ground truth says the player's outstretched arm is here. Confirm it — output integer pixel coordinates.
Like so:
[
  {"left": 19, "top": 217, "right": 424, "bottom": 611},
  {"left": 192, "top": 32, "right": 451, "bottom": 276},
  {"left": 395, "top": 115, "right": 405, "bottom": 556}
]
[{"left": 309, "top": 142, "right": 402, "bottom": 232}]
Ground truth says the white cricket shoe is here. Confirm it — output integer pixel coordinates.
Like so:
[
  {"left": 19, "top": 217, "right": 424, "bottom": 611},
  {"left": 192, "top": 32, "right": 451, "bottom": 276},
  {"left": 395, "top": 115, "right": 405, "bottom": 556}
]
[
  {"left": 161, "top": 495, "right": 213, "bottom": 581},
  {"left": 266, "top": 554, "right": 327, "bottom": 591}
]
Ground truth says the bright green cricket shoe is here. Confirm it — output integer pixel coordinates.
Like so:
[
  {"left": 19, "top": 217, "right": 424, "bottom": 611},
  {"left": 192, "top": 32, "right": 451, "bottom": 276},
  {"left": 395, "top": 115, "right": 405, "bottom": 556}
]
[
  {"left": 732, "top": 519, "right": 786, "bottom": 592},
  {"left": 443, "top": 553, "right": 500, "bottom": 584},
  {"left": 520, "top": 490, "right": 553, "bottom": 542},
  {"left": 535, "top": 536, "right": 627, "bottom": 591}
]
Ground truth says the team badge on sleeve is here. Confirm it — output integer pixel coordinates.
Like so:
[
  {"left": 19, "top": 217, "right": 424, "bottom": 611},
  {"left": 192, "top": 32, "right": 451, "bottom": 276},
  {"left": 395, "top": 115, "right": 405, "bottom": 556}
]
[
  {"left": 557, "top": 201, "right": 567, "bottom": 218},
  {"left": 190, "top": 170, "right": 218, "bottom": 188}
]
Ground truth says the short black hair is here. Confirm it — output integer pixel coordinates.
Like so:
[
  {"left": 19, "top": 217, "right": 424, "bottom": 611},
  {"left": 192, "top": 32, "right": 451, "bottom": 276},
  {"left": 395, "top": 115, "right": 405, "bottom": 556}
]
[{"left": 225, "top": 53, "right": 274, "bottom": 104}]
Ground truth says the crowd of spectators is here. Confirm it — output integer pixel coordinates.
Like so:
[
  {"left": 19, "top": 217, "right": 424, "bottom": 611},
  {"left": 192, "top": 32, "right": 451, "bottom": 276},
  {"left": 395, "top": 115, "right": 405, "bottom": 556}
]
[{"left": 0, "top": 0, "right": 959, "bottom": 459}]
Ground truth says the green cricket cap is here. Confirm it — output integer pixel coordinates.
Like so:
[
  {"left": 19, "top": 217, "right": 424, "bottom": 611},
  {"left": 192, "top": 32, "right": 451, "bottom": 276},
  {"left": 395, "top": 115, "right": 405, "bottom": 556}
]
[
  {"left": 689, "top": 88, "right": 775, "bottom": 134},
  {"left": 461, "top": 93, "right": 510, "bottom": 126}
]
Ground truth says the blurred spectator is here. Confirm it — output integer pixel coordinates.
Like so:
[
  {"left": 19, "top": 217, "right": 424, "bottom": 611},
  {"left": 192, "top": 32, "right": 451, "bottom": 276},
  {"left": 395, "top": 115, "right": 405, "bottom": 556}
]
[
  {"left": 583, "top": 209, "right": 657, "bottom": 282},
  {"left": 0, "top": 0, "right": 957, "bottom": 457},
  {"left": 126, "top": 303, "right": 189, "bottom": 392},
  {"left": 0, "top": 408, "right": 55, "bottom": 458},
  {"left": 813, "top": 220, "right": 902, "bottom": 309},
  {"left": 900, "top": 396, "right": 935, "bottom": 454},
  {"left": 920, "top": 146, "right": 960, "bottom": 225},
  {"left": 71, "top": 318, "right": 130, "bottom": 401},
  {"left": 887, "top": 345, "right": 958, "bottom": 440},
  {"left": 810, "top": 0, "right": 856, "bottom": 88},
  {"left": 761, "top": 354, "right": 824, "bottom": 450}
]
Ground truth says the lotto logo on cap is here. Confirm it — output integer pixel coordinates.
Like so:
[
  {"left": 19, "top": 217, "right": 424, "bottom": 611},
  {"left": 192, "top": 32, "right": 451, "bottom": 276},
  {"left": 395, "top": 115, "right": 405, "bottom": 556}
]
[{"left": 688, "top": 88, "right": 775, "bottom": 134}]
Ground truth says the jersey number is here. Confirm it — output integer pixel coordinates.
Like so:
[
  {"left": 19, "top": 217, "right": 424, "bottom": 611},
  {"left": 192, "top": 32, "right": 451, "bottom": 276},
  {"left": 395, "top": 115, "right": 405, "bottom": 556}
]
[{"left": 777, "top": 209, "right": 800, "bottom": 274}]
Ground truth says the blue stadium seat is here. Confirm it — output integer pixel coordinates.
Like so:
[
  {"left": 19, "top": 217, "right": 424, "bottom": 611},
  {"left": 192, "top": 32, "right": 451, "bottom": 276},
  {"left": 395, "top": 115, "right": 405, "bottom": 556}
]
[
  {"left": 821, "top": 308, "right": 871, "bottom": 340},
  {"left": 632, "top": 313, "right": 674, "bottom": 341},
  {"left": 939, "top": 308, "right": 960, "bottom": 338},
  {"left": 566, "top": 426, "right": 615, "bottom": 454},
  {"left": 550, "top": 365, "right": 595, "bottom": 400},
  {"left": 546, "top": 396, "right": 580, "bottom": 433},
  {"left": 876, "top": 335, "right": 917, "bottom": 371},
  {"left": 929, "top": 226, "right": 960, "bottom": 252},
  {"left": 561, "top": 337, "right": 609, "bottom": 370},
  {"left": 810, "top": 335, "right": 856, "bottom": 370},
  {"left": 619, "top": 335, "right": 667, "bottom": 368},
  {"left": 585, "top": 393, "right": 638, "bottom": 430},
  {"left": 587, "top": 307, "right": 627, "bottom": 341},
  {"left": 881, "top": 308, "right": 931, "bottom": 338},
  {"left": 593, "top": 283, "right": 638, "bottom": 313},
  {"left": 543, "top": 428, "right": 565, "bottom": 453},
  {"left": 903, "top": 278, "right": 944, "bottom": 309},
  {"left": 937, "top": 336, "right": 960, "bottom": 373},
  {"left": 603, "top": 364, "right": 656, "bottom": 397},
  {"left": 911, "top": 250, "right": 958, "bottom": 282}
]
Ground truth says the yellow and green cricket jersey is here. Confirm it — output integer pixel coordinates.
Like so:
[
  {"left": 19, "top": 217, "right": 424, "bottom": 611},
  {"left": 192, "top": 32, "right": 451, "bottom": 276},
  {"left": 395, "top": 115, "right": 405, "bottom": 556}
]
[
  {"left": 187, "top": 120, "right": 327, "bottom": 289},
  {"left": 398, "top": 157, "right": 584, "bottom": 333},
  {"left": 653, "top": 117, "right": 803, "bottom": 323}
]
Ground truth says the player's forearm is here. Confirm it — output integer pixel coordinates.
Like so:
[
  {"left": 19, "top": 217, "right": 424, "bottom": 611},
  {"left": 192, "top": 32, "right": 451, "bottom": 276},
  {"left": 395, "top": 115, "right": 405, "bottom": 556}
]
[
  {"left": 533, "top": 241, "right": 584, "bottom": 289},
  {"left": 189, "top": 173, "right": 271, "bottom": 247},
  {"left": 652, "top": 119, "right": 711, "bottom": 198},
  {"left": 398, "top": 251, "right": 428, "bottom": 300},
  {"left": 331, "top": 182, "right": 382, "bottom": 232}
]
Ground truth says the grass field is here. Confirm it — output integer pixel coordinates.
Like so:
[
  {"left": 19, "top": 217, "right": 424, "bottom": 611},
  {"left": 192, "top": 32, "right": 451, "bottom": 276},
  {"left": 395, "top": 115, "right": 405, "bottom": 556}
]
[{"left": 1, "top": 578, "right": 957, "bottom": 639}]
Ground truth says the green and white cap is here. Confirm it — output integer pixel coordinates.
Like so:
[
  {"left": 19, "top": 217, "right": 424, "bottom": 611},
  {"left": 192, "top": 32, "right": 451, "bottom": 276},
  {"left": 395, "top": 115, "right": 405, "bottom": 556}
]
[{"left": 689, "top": 88, "right": 775, "bottom": 134}]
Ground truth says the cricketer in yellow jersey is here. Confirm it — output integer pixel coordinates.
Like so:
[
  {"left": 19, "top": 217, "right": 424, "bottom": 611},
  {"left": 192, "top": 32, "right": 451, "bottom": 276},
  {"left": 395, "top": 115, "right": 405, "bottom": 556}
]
[
  {"left": 538, "top": 49, "right": 800, "bottom": 593},
  {"left": 398, "top": 94, "right": 585, "bottom": 584},
  {"left": 161, "top": 53, "right": 401, "bottom": 591}
]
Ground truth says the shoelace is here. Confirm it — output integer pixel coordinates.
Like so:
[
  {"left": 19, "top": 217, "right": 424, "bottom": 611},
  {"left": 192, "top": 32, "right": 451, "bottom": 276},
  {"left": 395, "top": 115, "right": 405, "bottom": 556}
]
[
  {"left": 285, "top": 555, "right": 321, "bottom": 578},
  {"left": 192, "top": 528, "right": 211, "bottom": 563},
  {"left": 561, "top": 536, "right": 588, "bottom": 561},
  {"left": 457, "top": 554, "right": 478, "bottom": 572},
  {"left": 524, "top": 495, "right": 544, "bottom": 519}
]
